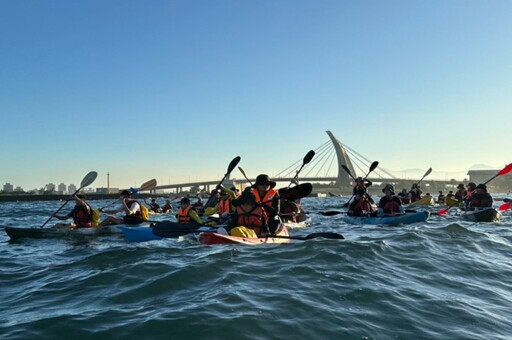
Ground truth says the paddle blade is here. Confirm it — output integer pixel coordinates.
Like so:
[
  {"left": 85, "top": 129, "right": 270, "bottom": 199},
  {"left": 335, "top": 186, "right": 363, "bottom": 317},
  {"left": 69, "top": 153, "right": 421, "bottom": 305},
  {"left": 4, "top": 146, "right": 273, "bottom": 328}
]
[
  {"left": 226, "top": 156, "right": 241, "bottom": 175},
  {"left": 303, "top": 150, "right": 315, "bottom": 165},
  {"left": 498, "top": 202, "right": 510, "bottom": 211},
  {"left": 341, "top": 164, "right": 353, "bottom": 178},
  {"left": 369, "top": 161, "right": 379, "bottom": 173},
  {"left": 139, "top": 179, "right": 157, "bottom": 192},
  {"left": 424, "top": 167, "right": 433, "bottom": 178},
  {"left": 306, "top": 232, "right": 344, "bottom": 240},
  {"left": 319, "top": 211, "right": 345, "bottom": 216},
  {"left": 437, "top": 208, "right": 448, "bottom": 215},
  {"left": 80, "top": 171, "right": 98, "bottom": 189},
  {"left": 498, "top": 163, "right": 512, "bottom": 176},
  {"left": 238, "top": 166, "right": 248, "bottom": 178},
  {"left": 281, "top": 183, "right": 313, "bottom": 200}
]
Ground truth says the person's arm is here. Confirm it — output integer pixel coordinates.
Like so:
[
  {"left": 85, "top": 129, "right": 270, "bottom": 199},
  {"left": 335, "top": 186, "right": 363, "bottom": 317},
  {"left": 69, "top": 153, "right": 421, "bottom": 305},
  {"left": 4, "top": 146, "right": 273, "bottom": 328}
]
[
  {"left": 188, "top": 209, "right": 204, "bottom": 224},
  {"left": 73, "top": 196, "right": 90, "bottom": 213}
]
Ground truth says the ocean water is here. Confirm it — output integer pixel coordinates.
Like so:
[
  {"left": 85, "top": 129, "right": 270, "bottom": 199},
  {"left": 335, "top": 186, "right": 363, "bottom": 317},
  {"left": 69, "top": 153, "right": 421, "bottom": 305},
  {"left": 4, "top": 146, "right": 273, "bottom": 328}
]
[{"left": 1, "top": 196, "right": 511, "bottom": 339}]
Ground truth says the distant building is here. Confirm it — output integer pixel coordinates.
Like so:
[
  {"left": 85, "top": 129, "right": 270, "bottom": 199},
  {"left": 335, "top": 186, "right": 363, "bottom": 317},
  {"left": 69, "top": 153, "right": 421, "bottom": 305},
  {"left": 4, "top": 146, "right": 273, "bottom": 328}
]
[
  {"left": 68, "top": 184, "right": 77, "bottom": 193},
  {"left": 3, "top": 183, "right": 14, "bottom": 192},
  {"left": 57, "top": 183, "right": 67, "bottom": 194},
  {"left": 46, "top": 183, "right": 56, "bottom": 192},
  {"left": 14, "top": 186, "right": 23, "bottom": 192},
  {"left": 467, "top": 169, "right": 512, "bottom": 191}
]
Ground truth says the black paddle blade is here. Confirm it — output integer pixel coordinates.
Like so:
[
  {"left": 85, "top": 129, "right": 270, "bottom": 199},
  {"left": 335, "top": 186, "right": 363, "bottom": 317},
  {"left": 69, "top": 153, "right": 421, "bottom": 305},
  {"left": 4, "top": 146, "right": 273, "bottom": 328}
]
[
  {"left": 341, "top": 164, "right": 353, "bottom": 177},
  {"left": 303, "top": 150, "right": 315, "bottom": 164},
  {"left": 281, "top": 183, "right": 313, "bottom": 200},
  {"left": 226, "top": 156, "right": 241, "bottom": 175},
  {"left": 306, "top": 232, "right": 344, "bottom": 240},
  {"left": 319, "top": 210, "right": 345, "bottom": 216},
  {"left": 369, "top": 161, "right": 379, "bottom": 173}
]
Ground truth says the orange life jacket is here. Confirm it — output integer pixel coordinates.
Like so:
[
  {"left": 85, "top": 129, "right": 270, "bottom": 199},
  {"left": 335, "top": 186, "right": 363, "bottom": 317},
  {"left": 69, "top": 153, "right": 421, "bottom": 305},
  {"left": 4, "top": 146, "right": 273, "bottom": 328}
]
[
  {"left": 218, "top": 199, "right": 231, "bottom": 214},
  {"left": 177, "top": 205, "right": 195, "bottom": 223},
  {"left": 234, "top": 205, "right": 267, "bottom": 236},
  {"left": 252, "top": 188, "right": 278, "bottom": 207}
]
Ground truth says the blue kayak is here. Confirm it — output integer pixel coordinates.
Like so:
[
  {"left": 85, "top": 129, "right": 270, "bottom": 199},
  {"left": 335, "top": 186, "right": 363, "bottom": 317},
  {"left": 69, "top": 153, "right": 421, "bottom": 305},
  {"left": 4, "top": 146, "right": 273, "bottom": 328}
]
[
  {"left": 342, "top": 211, "right": 429, "bottom": 226},
  {"left": 119, "top": 221, "right": 219, "bottom": 242}
]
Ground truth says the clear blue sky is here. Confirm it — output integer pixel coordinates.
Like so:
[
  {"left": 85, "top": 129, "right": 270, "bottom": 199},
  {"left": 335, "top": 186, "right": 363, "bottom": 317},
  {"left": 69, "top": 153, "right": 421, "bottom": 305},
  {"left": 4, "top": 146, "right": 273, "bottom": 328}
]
[{"left": 1, "top": 0, "right": 510, "bottom": 190}]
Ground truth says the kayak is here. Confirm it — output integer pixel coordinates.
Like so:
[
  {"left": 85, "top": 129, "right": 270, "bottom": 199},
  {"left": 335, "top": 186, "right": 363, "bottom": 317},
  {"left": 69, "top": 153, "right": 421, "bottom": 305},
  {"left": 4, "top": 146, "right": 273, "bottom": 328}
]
[
  {"left": 342, "top": 211, "right": 430, "bottom": 226},
  {"left": 445, "top": 196, "right": 463, "bottom": 207},
  {"left": 281, "top": 216, "right": 312, "bottom": 229},
  {"left": 462, "top": 208, "right": 502, "bottom": 222},
  {"left": 3, "top": 223, "right": 151, "bottom": 240},
  {"left": 199, "top": 226, "right": 290, "bottom": 245},
  {"left": 407, "top": 196, "right": 435, "bottom": 207},
  {"left": 119, "top": 222, "right": 218, "bottom": 243}
]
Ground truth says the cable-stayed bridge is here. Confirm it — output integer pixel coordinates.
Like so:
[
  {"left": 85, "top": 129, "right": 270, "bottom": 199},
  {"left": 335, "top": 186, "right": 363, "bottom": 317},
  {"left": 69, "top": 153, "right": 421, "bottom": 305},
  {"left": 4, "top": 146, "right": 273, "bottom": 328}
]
[{"left": 155, "top": 130, "right": 458, "bottom": 193}]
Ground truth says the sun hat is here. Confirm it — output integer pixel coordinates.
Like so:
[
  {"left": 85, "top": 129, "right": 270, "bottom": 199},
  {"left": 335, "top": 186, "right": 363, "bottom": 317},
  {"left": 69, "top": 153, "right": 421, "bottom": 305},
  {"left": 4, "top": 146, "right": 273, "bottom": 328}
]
[{"left": 251, "top": 174, "right": 277, "bottom": 188}]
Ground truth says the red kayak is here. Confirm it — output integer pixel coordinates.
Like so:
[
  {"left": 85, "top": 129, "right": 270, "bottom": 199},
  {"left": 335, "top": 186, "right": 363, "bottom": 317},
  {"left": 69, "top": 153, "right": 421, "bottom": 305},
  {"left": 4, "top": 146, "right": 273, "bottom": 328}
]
[{"left": 199, "top": 227, "right": 290, "bottom": 245}]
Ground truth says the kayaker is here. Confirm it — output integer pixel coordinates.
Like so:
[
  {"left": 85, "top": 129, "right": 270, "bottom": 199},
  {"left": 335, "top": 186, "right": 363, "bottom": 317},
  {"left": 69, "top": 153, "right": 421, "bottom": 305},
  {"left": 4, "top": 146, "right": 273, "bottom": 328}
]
[
  {"left": 203, "top": 186, "right": 236, "bottom": 222},
  {"left": 465, "top": 184, "right": 493, "bottom": 209},
  {"left": 437, "top": 191, "right": 446, "bottom": 204},
  {"left": 352, "top": 177, "right": 375, "bottom": 205},
  {"left": 149, "top": 198, "right": 162, "bottom": 213},
  {"left": 251, "top": 174, "right": 280, "bottom": 211},
  {"left": 454, "top": 184, "right": 465, "bottom": 200},
  {"left": 408, "top": 183, "right": 422, "bottom": 203},
  {"left": 397, "top": 188, "right": 410, "bottom": 204},
  {"left": 161, "top": 199, "right": 173, "bottom": 213},
  {"left": 378, "top": 184, "right": 405, "bottom": 216},
  {"left": 225, "top": 190, "right": 276, "bottom": 238},
  {"left": 465, "top": 182, "right": 477, "bottom": 201},
  {"left": 446, "top": 190, "right": 455, "bottom": 198},
  {"left": 99, "top": 190, "right": 146, "bottom": 226},
  {"left": 176, "top": 197, "right": 204, "bottom": 224},
  {"left": 348, "top": 188, "right": 374, "bottom": 217},
  {"left": 278, "top": 187, "right": 306, "bottom": 223},
  {"left": 52, "top": 193, "right": 93, "bottom": 228}
]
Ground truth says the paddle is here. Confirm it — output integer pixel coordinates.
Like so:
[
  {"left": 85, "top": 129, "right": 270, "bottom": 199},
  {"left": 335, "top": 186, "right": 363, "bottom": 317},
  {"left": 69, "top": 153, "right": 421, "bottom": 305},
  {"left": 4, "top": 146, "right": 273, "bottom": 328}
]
[
  {"left": 203, "top": 156, "right": 241, "bottom": 209},
  {"left": 277, "top": 183, "right": 313, "bottom": 202},
  {"left": 238, "top": 166, "right": 253, "bottom": 186},
  {"left": 40, "top": 171, "right": 98, "bottom": 228},
  {"left": 287, "top": 150, "right": 315, "bottom": 188},
  {"left": 341, "top": 161, "right": 379, "bottom": 208},
  {"left": 498, "top": 202, "right": 510, "bottom": 211},
  {"left": 437, "top": 163, "right": 512, "bottom": 215},
  {"left": 404, "top": 168, "right": 433, "bottom": 208},
  {"left": 270, "top": 232, "right": 344, "bottom": 241}
]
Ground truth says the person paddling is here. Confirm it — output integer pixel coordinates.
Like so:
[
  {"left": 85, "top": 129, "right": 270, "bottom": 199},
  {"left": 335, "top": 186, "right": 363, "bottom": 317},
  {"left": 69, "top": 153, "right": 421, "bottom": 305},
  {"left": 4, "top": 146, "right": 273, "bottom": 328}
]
[
  {"left": 149, "top": 198, "right": 162, "bottom": 213},
  {"left": 465, "top": 184, "right": 493, "bottom": 209},
  {"left": 378, "top": 184, "right": 405, "bottom": 216},
  {"left": 52, "top": 193, "right": 93, "bottom": 228},
  {"left": 161, "top": 199, "right": 173, "bottom": 213},
  {"left": 437, "top": 191, "right": 446, "bottom": 204},
  {"left": 176, "top": 197, "right": 205, "bottom": 224},
  {"left": 203, "top": 186, "right": 236, "bottom": 223},
  {"left": 99, "top": 190, "right": 145, "bottom": 226},
  {"left": 348, "top": 188, "right": 375, "bottom": 217},
  {"left": 408, "top": 183, "right": 422, "bottom": 203},
  {"left": 224, "top": 190, "right": 279, "bottom": 238},
  {"left": 278, "top": 187, "right": 307, "bottom": 223}
]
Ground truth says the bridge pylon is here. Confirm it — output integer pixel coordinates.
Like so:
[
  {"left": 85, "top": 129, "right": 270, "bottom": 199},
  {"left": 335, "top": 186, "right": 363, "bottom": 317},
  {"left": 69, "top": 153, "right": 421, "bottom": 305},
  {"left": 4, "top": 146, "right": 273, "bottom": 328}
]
[{"left": 326, "top": 130, "right": 356, "bottom": 186}]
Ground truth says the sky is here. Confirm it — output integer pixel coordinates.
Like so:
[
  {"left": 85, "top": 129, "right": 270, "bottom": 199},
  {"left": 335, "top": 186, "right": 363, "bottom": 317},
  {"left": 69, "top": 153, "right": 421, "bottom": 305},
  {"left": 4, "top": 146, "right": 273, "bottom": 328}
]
[{"left": 1, "top": 0, "right": 511, "bottom": 190}]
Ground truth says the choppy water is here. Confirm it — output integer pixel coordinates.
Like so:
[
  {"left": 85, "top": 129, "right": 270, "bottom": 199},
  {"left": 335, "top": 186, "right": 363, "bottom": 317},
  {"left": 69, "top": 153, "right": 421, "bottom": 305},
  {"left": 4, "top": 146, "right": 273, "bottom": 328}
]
[{"left": 1, "top": 196, "right": 511, "bottom": 339}]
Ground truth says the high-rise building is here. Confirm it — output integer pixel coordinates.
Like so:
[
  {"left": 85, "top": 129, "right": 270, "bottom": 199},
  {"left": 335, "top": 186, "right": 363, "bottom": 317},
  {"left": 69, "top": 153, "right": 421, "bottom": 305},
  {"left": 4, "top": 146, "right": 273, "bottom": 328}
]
[
  {"left": 58, "top": 183, "right": 67, "bottom": 194},
  {"left": 46, "top": 183, "right": 56, "bottom": 192},
  {"left": 68, "top": 184, "right": 77, "bottom": 193},
  {"left": 3, "top": 183, "right": 14, "bottom": 192}
]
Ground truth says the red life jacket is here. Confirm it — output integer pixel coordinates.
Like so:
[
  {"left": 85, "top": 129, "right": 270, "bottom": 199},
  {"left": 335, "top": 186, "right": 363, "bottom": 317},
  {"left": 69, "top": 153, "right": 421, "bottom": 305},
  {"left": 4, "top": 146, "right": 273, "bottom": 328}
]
[
  {"left": 72, "top": 205, "right": 92, "bottom": 228},
  {"left": 234, "top": 205, "right": 267, "bottom": 236},
  {"left": 468, "top": 194, "right": 490, "bottom": 208},
  {"left": 177, "top": 205, "right": 195, "bottom": 223},
  {"left": 351, "top": 200, "right": 372, "bottom": 216},
  {"left": 381, "top": 197, "right": 402, "bottom": 214},
  {"left": 252, "top": 188, "right": 278, "bottom": 208}
]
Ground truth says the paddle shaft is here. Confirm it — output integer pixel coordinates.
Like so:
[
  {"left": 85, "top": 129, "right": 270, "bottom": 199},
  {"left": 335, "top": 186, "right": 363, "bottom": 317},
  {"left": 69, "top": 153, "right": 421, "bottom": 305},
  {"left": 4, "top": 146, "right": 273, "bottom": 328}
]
[
  {"left": 288, "top": 150, "right": 315, "bottom": 188},
  {"left": 40, "top": 188, "right": 85, "bottom": 228},
  {"left": 204, "top": 157, "right": 241, "bottom": 209}
]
